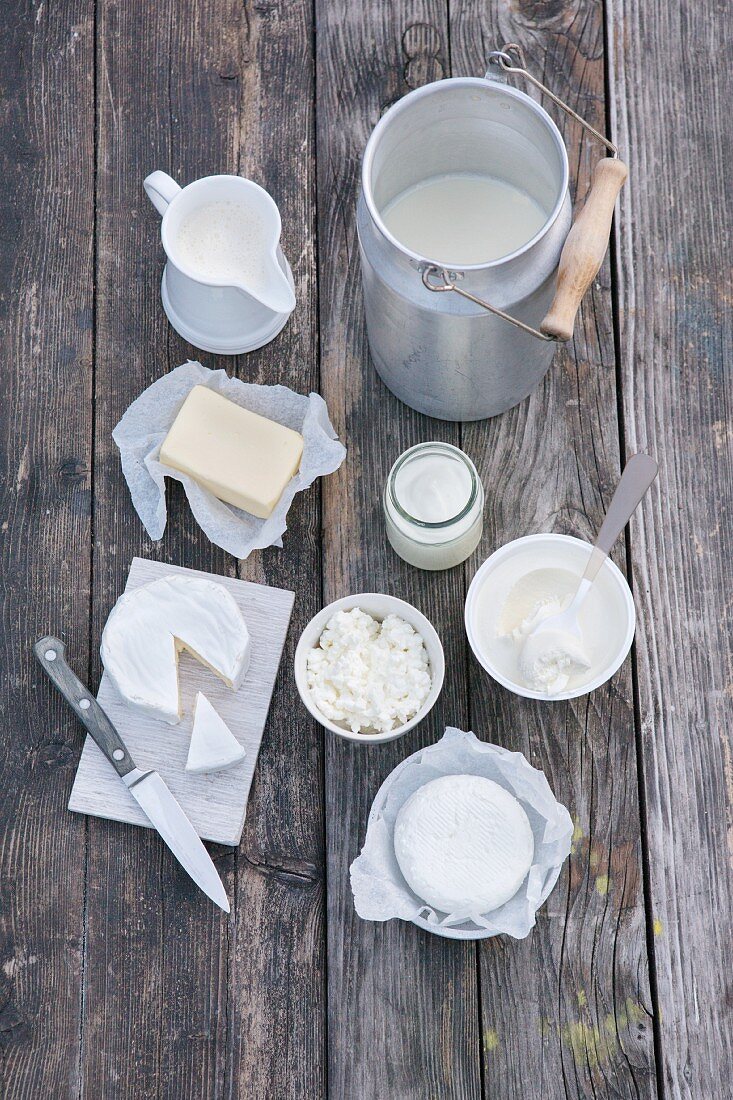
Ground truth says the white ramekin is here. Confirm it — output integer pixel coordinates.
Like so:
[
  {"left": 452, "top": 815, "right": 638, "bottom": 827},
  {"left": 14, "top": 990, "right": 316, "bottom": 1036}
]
[
  {"left": 464, "top": 533, "right": 636, "bottom": 701},
  {"left": 294, "top": 593, "right": 445, "bottom": 744}
]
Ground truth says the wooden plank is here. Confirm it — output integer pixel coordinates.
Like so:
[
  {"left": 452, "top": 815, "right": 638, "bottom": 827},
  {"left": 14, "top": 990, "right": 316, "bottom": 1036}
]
[
  {"left": 608, "top": 0, "right": 733, "bottom": 1094},
  {"left": 89, "top": 0, "right": 325, "bottom": 1097},
  {"left": 222, "top": 1, "right": 327, "bottom": 1097},
  {"left": 315, "top": 3, "right": 482, "bottom": 1097},
  {"left": 85, "top": 0, "right": 241, "bottom": 1096},
  {"left": 452, "top": 4, "right": 659, "bottom": 1096},
  {"left": 69, "top": 557, "right": 294, "bottom": 845},
  {"left": 0, "top": 1, "right": 94, "bottom": 1097}
]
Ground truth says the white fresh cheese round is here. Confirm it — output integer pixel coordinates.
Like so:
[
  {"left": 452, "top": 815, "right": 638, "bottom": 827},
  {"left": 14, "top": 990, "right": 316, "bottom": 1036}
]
[
  {"left": 101, "top": 575, "right": 251, "bottom": 724},
  {"left": 393, "top": 775, "right": 534, "bottom": 916}
]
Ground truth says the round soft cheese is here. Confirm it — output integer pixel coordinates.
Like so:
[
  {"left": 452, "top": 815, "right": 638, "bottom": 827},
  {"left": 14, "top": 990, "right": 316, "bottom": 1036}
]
[
  {"left": 393, "top": 774, "right": 534, "bottom": 916},
  {"left": 101, "top": 575, "right": 251, "bottom": 724}
]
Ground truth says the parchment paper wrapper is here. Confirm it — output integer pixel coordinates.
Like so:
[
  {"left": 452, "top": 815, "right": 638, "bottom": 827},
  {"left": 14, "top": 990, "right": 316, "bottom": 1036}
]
[
  {"left": 350, "top": 727, "right": 573, "bottom": 938},
  {"left": 113, "top": 361, "right": 346, "bottom": 558}
]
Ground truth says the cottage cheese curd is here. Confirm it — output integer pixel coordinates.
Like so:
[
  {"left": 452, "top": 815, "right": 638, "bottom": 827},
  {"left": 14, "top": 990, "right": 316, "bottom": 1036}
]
[{"left": 306, "top": 608, "right": 431, "bottom": 733}]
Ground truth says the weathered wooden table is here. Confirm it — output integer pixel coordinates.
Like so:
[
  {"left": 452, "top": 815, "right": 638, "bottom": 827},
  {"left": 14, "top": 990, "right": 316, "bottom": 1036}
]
[{"left": 2, "top": 0, "right": 731, "bottom": 1097}]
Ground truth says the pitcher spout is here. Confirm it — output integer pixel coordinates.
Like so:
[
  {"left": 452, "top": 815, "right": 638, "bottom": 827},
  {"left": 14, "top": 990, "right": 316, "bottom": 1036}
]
[{"left": 243, "top": 254, "right": 296, "bottom": 315}]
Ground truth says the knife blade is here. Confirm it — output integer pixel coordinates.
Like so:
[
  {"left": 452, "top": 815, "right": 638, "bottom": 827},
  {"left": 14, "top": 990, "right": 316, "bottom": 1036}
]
[{"left": 34, "top": 635, "right": 230, "bottom": 913}]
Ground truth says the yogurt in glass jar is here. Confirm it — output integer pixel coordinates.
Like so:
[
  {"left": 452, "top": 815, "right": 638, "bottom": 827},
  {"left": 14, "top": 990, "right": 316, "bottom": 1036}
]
[{"left": 384, "top": 442, "right": 484, "bottom": 570}]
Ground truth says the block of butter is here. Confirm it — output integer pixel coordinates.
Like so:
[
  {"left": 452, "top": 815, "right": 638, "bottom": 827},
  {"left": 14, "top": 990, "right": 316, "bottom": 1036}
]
[{"left": 160, "top": 385, "right": 304, "bottom": 519}]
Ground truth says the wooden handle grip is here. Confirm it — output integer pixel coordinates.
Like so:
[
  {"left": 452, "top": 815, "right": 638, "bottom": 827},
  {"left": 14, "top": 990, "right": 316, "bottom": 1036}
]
[
  {"left": 34, "top": 635, "right": 136, "bottom": 778},
  {"left": 541, "top": 158, "right": 628, "bottom": 342}
]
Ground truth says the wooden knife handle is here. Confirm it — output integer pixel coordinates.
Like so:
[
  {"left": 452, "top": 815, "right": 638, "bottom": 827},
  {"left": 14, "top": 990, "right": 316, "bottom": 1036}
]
[
  {"left": 541, "top": 157, "right": 628, "bottom": 342},
  {"left": 34, "top": 635, "right": 136, "bottom": 778}
]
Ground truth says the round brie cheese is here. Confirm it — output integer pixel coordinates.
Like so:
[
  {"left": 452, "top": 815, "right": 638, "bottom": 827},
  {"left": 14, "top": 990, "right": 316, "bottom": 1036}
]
[
  {"left": 393, "top": 775, "right": 534, "bottom": 916},
  {"left": 101, "top": 575, "right": 251, "bottom": 724}
]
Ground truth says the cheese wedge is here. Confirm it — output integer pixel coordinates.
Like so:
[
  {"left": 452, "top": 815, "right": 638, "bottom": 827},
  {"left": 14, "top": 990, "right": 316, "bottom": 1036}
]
[
  {"left": 101, "top": 574, "right": 251, "bottom": 724},
  {"left": 393, "top": 774, "right": 534, "bottom": 917},
  {"left": 185, "top": 692, "right": 246, "bottom": 774},
  {"left": 159, "top": 385, "right": 304, "bottom": 519}
]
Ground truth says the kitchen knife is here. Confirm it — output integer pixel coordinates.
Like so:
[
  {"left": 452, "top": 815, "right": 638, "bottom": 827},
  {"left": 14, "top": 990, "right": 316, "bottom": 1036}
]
[{"left": 34, "top": 635, "right": 230, "bottom": 913}]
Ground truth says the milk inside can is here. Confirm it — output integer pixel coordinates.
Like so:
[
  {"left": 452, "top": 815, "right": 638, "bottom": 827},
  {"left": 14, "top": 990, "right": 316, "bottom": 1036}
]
[{"left": 357, "top": 46, "right": 627, "bottom": 422}]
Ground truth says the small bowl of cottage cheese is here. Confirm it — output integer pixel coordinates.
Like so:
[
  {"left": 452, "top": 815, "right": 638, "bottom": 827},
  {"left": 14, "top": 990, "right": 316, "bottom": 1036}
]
[{"left": 294, "top": 593, "right": 444, "bottom": 743}]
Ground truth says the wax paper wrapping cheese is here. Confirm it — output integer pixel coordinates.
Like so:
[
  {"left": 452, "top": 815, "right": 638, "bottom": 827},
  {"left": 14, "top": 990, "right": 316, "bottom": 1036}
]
[
  {"left": 113, "top": 361, "right": 346, "bottom": 558},
  {"left": 350, "top": 727, "right": 573, "bottom": 937}
]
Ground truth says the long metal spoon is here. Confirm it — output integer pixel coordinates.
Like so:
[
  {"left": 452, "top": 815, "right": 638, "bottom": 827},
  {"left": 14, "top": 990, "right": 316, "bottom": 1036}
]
[{"left": 528, "top": 452, "right": 658, "bottom": 643}]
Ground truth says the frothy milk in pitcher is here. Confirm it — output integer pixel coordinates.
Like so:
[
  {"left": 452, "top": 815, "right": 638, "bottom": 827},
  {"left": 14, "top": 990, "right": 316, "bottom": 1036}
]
[
  {"left": 382, "top": 173, "right": 548, "bottom": 265},
  {"left": 175, "top": 199, "right": 270, "bottom": 291}
]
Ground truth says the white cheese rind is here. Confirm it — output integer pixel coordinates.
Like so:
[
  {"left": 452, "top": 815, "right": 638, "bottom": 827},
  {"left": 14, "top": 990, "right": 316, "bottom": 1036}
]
[
  {"left": 185, "top": 692, "right": 246, "bottom": 774},
  {"left": 101, "top": 575, "right": 251, "bottom": 724},
  {"left": 393, "top": 774, "right": 534, "bottom": 916}
]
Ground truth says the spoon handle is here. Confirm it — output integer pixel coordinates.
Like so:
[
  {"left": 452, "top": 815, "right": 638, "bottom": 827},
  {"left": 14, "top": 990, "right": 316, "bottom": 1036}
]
[{"left": 583, "top": 453, "right": 658, "bottom": 583}]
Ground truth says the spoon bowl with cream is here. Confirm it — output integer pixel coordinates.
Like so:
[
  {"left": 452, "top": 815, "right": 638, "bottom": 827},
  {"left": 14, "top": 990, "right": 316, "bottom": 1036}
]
[{"left": 519, "top": 454, "right": 657, "bottom": 692}]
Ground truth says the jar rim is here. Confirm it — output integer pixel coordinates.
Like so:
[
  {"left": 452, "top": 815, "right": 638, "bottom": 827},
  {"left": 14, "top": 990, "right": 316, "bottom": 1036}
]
[{"left": 386, "top": 442, "right": 481, "bottom": 531}]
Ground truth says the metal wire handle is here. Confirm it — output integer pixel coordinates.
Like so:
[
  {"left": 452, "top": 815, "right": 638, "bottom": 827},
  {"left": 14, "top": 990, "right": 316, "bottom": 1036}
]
[
  {"left": 421, "top": 267, "right": 557, "bottom": 341},
  {"left": 421, "top": 43, "right": 622, "bottom": 342},
  {"left": 488, "top": 43, "right": 619, "bottom": 158}
]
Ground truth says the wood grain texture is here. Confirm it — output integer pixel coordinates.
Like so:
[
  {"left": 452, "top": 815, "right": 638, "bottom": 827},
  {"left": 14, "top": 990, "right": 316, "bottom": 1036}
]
[
  {"left": 452, "top": 2, "right": 658, "bottom": 1096},
  {"left": 316, "top": 2, "right": 482, "bottom": 1097},
  {"left": 220, "top": 0, "right": 326, "bottom": 1096},
  {"left": 87, "top": 0, "right": 327, "bottom": 1096},
  {"left": 608, "top": 0, "right": 733, "bottom": 1095},
  {"left": 68, "top": 557, "right": 294, "bottom": 845},
  {"left": 4, "top": 0, "right": 733, "bottom": 1095},
  {"left": 85, "top": 0, "right": 242, "bottom": 1096},
  {"left": 0, "top": 1, "right": 94, "bottom": 1097}
]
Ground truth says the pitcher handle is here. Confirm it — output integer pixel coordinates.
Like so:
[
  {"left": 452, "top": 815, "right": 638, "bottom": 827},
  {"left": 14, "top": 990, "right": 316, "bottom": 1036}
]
[{"left": 144, "top": 171, "right": 181, "bottom": 216}]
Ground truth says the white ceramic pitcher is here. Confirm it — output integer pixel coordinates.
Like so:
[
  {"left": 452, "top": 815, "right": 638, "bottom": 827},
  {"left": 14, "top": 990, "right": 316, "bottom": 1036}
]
[{"left": 144, "top": 171, "right": 296, "bottom": 355}]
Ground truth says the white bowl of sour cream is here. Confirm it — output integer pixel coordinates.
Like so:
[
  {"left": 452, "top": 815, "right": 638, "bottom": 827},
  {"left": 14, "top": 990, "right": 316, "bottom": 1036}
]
[
  {"left": 465, "top": 534, "right": 635, "bottom": 700},
  {"left": 294, "top": 593, "right": 445, "bottom": 743}
]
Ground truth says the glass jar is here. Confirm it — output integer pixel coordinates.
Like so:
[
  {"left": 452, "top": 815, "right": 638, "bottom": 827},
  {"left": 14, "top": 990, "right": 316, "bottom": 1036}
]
[{"left": 383, "top": 442, "right": 485, "bottom": 570}]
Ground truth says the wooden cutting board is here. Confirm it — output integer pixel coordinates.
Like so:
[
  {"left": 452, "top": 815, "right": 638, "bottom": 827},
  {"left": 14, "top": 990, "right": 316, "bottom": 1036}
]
[{"left": 68, "top": 557, "right": 295, "bottom": 845}]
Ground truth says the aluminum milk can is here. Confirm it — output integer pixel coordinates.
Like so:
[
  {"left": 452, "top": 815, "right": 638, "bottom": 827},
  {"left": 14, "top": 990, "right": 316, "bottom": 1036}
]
[{"left": 357, "top": 46, "right": 627, "bottom": 422}]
